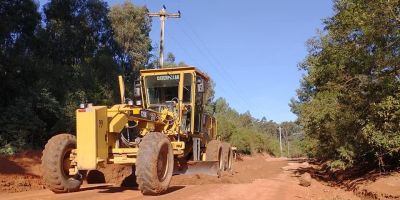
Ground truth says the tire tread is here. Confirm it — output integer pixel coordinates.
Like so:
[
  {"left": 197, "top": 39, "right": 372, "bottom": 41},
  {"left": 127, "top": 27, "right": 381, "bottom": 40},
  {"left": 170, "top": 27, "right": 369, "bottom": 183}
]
[{"left": 41, "top": 133, "right": 82, "bottom": 193}]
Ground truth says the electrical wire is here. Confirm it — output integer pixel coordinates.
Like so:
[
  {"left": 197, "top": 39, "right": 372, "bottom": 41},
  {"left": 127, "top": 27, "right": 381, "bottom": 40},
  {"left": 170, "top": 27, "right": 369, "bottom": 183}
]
[
  {"left": 169, "top": 34, "right": 235, "bottom": 109},
  {"left": 174, "top": 21, "right": 251, "bottom": 112}
]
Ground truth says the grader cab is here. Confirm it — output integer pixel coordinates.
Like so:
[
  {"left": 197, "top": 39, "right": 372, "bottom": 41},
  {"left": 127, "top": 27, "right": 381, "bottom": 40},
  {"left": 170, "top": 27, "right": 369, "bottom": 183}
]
[{"left": 41, "top": 66, "right": 233, "bottom": 195}]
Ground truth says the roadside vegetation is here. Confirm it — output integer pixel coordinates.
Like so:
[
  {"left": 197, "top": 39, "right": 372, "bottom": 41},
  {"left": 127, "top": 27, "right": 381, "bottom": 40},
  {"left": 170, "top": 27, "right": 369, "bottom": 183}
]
[
  {"left": 212, "top": 98, "right": 302, "bottom": 156},
  {"left": 291, "top": 0, "right": 400, "bottom": 170}
]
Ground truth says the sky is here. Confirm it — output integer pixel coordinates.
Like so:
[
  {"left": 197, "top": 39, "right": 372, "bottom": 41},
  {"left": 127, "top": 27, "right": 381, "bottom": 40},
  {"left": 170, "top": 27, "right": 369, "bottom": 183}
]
[{"left": 38, "top": 0, "right": 334, "bottom": 123}]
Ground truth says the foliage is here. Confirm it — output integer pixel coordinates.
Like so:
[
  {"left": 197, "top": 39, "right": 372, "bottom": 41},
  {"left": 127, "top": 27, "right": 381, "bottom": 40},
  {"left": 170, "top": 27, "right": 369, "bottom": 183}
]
[
  {"left": 162, "top": 52, "right": 188, "bottom": 68},
  {"left": 0, "top": 0, "right": 44, "bottom": 151},
  {"left": 213, "top": 97, "right": 299, "bottom": 156},
  {"left": 0, "top": 143, "right": 17, "bottom": 155},
  {"left": 292, "top": 0, "right": 400, "bottom": 169},
  {"left": 108, "top": 1, "right": 151, "bottom": 79},
  {"left": 0, "top": 0, "right": 150, "bottom": 152}
]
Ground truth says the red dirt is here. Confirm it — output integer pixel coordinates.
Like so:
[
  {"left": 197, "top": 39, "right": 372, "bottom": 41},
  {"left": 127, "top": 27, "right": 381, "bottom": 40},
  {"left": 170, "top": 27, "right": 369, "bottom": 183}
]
[
  {"left": 0, "top": 151, "right": 398, "bottom": 200},
  {"left": 0, "top": 151, "right": 45, "bottom": 193},
  {"left": 170, "top": 155, "right": 287, "bottom": 186},
  {"left": 349, "top": 172, "right": 400, "bottom": 200},
  {"left": 290, "top": 160, "right": 400, "bottom": 200}
]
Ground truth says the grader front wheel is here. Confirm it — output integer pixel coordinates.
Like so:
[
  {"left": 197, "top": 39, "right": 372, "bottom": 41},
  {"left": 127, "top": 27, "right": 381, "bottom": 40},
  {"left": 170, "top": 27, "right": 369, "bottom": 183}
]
[
  {"left": 41, "top": 134, "right": 82, "bottom": 193},
  {"left": 136, "top": 132, "right": 174, "bottom": 195}
]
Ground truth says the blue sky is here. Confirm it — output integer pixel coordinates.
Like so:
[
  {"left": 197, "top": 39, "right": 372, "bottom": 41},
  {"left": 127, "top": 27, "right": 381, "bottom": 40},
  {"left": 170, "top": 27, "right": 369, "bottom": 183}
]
[{"left": 38, "top": 0, "right": 334, "bottom": 123}]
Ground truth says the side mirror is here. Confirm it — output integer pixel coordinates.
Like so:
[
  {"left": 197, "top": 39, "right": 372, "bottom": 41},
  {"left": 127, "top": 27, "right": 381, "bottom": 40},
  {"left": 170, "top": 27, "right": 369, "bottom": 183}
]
[
  {"left": 197, "top": 78, "right": 205, "bottom": 93},
  {"left": 134, "top": 80, "right": 141, "bottom": 97},
  {"left": 134, "top": 80, "right": 142, "bottom": 105}
]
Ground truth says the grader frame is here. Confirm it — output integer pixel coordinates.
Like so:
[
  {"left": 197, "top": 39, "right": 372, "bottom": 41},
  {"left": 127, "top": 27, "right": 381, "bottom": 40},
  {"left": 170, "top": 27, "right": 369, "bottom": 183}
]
[{"left": 41, "top": 66, "right": 233, "bottom": 195}]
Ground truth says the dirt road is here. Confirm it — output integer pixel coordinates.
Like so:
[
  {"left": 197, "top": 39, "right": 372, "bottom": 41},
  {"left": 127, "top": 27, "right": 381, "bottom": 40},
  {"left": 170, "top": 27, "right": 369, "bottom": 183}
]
[{"left": 1, "top": 154, "right": 361, "bottom": 200}]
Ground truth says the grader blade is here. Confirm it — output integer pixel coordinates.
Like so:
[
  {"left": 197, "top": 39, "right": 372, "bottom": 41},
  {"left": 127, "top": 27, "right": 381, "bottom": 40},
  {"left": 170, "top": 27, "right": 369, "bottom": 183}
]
[{"left": 174, "top": 161, "right": 220, "bottom": 177}]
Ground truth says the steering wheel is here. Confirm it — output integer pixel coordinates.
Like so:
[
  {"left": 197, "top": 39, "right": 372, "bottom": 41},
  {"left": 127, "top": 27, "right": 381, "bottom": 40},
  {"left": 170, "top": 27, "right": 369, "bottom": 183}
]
[{"left": 170, "top": 97, "right": 179, "bottom": 105}]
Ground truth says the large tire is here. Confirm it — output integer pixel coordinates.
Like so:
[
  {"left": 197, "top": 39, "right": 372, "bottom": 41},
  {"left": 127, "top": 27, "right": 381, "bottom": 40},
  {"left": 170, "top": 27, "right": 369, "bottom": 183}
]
[
  {"left": 206, "top": 140, "right": 224, "bottom": 174},
  {"left": 135, "top": 132, "right": 174, "bottom": 195},
  {"left": 41, "top": 133, "right": 82, "bottom": 193},
  {"left": 222, "top": 142, "right": 233, "bottom": 171}
]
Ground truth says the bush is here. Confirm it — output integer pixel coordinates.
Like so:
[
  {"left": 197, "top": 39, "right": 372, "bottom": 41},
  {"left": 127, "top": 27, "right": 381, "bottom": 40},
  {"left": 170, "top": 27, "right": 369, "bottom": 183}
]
[{"left": 0, "top": 143, "right": 18, "bottom": 155}]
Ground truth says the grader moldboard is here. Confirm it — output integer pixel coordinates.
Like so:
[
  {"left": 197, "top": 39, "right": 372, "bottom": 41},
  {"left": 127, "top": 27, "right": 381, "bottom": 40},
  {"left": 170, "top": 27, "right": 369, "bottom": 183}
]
[{"left": 41, "top": 66, "right": 233, "bottom": 195}]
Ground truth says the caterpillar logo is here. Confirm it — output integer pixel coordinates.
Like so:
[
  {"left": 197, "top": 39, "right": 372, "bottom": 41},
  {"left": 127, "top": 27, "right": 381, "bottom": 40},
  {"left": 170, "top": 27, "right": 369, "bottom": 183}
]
[{"left": 157, "top": 74, "right": 179, "bottom": 81}]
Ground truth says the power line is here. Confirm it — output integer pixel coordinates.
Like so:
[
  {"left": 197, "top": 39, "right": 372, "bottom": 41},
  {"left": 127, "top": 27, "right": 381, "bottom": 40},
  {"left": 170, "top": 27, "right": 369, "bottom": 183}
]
[
  {"left": 169, "top": 33, "right": 247, "bottom": 112},
  {"left": 176, "top": 20, "right": 253, "bottom": 112},
  {"left": 181, "top": 18, "right": 252, "bottom": 105},
  {"left": 174, "top": 23, "right": 249, "bottom": 111},
  {"left": 169, "top": 34, "right": 201, "bottom": 69},
  {"left": 180, "top": 19, "right": 252, "bottom": 102},
  {"left": 169, "top": 24, "right": 246, "bottom": 110}
]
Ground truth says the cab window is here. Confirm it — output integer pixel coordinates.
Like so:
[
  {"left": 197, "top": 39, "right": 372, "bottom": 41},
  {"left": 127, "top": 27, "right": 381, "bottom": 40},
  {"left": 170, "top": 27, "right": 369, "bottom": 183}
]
[
  {"left": 145, "top": 74, "right": 179, "bottom": 105},
  {"left": 183, "top": 73, "right": 193, "bottom": 103}
]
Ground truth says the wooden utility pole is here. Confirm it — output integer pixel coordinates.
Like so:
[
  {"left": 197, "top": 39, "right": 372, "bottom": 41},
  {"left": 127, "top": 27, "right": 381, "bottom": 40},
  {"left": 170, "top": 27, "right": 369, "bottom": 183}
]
[
  {"left": 287, "top": 133, "right": 290, "bottom": 158},
  {"left": 279, "top": 127, "right": 282, "bottom": 157},
  {"left": 148, "top": 6, "right": 181, "bottom": 68}
]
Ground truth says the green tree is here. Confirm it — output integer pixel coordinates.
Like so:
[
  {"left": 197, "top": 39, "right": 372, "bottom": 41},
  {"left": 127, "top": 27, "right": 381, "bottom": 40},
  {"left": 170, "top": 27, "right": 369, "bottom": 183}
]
[
  {"left": 41, "top": 0, "right": 120, "bottom": 131},
  {"left": 0, "top": 0, "right": 127, "bottom": 153},
  {"left": 0, "top": 0, "right": 40, "bottom": 107},
  {"left": 0, "top": 0, "right": 43, "bottom": 153},
  {"left": 165, "top": 52, "right": 175, "bottom": 64},
  {"left": 213, "top": 97, "right": 283, "bottom": 156},
  {"left": 162, "top": 52, "right": 188, "bottom": 68},
  {"left": 292, "top": 0, "right": 400, "bottom": 169},
  {"left": 108, "top": 1, "right": 151, "bottom": 74}
]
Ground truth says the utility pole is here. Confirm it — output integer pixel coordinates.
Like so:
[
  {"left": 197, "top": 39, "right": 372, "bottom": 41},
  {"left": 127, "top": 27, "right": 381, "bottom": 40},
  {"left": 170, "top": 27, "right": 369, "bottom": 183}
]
[
  {"left": 285, "top": 128, "right": 290, "bottom": 158},
  {"left": 279, "top": 127, "right": 282, "bottom": 157},
  {"left": 148, "top": 6, "right": 181, "bottom": 68}
]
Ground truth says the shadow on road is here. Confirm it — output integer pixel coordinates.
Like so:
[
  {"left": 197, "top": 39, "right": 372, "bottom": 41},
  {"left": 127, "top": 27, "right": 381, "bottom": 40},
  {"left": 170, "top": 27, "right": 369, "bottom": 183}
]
[
  {"left": 79, "top": 184, "right": 185, "bottom": 195},
  {"left": 79, "top": 184, "right": 113, "bottom": 192},
  {"left": 162, "top": 186, "right": 186, "bottom": 194},
  {"left": 80, "top": 166, "right": 185, "bottom": 195},
  {"left": 0, "top": 159, "right": 28, "bottom": 174},
  {"left": 286, "top": 157, "right": 388, "bottom": 193},
  {"left": 98, "top": 186, "right": 138, "bottom": 193}
]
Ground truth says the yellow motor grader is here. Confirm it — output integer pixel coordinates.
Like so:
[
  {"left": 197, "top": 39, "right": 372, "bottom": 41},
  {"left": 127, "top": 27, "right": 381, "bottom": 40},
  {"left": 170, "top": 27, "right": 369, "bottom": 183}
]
[{"left": 41, "top": 66, "right": 233, "bottom": 195}]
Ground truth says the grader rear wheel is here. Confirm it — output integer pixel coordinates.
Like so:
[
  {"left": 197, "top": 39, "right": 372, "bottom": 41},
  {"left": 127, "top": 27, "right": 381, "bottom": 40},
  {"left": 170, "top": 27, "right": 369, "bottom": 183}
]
[
  {"left": 41, "top": 134, "right": 82, "bottom": 193},
  {"left": 135, "top": 132, "right": 174, "bottom": 195},
  {"left": 222, "top": 142, "right": 233, "bottom": 171},
  {"left": 206, "top": 140, "right": 224, "bottom": 175}
]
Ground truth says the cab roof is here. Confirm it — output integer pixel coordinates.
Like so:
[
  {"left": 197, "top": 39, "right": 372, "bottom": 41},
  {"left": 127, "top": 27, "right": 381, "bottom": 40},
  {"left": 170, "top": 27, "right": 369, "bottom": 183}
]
[{"left": 140, "top": 66, "right": 209, "bottom": 81}]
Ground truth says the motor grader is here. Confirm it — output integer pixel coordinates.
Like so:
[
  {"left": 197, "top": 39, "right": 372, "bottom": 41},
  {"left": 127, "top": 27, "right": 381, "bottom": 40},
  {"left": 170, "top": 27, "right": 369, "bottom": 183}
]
[{"left": 41, "top": 66, "right": 233, "bottom": 195}]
